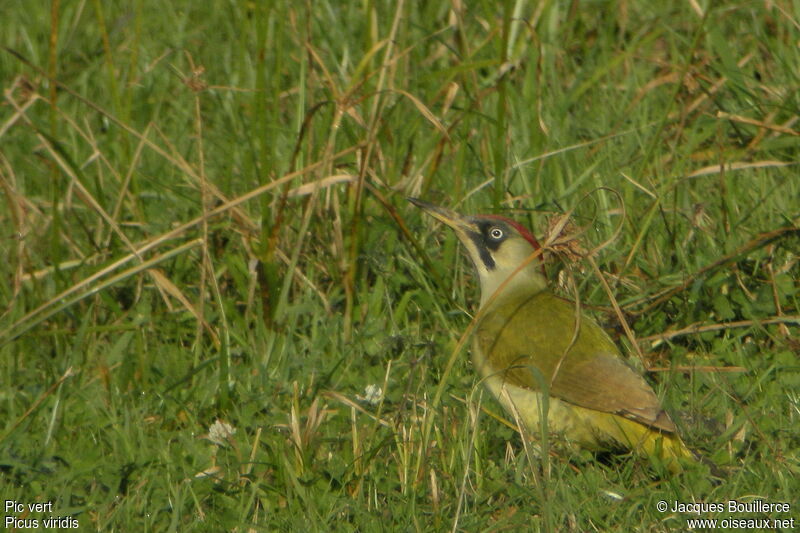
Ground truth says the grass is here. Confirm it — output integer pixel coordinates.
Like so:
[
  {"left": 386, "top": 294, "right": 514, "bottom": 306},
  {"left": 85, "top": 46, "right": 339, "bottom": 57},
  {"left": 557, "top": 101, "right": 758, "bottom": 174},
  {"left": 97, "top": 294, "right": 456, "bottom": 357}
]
[{"left": 1, "top": 1, "right": 799, "bottom": 530}]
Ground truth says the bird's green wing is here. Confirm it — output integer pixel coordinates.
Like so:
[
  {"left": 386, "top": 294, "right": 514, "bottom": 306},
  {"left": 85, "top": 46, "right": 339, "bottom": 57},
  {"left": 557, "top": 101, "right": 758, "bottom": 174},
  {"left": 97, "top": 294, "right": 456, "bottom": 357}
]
[{"left": 476, "top": 291, "right": 676, "bottom": 432}]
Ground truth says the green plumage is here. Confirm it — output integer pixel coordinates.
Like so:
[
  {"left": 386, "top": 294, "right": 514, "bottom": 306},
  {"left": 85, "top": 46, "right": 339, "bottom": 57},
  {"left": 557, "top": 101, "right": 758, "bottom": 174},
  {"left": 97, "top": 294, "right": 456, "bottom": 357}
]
[
  {"left": 477, "top": 290, "right": 676, "bottom": 433},
  {"left": 409, "top": 197, "right": 698, "bottom": 472}
]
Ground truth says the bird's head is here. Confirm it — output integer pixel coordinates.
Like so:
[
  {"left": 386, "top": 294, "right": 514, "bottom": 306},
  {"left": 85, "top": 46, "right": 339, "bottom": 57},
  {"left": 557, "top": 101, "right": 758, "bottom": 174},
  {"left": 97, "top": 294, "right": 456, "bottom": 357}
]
[{"left": 409, "top": 198, "right": 547, "bottom": 306}]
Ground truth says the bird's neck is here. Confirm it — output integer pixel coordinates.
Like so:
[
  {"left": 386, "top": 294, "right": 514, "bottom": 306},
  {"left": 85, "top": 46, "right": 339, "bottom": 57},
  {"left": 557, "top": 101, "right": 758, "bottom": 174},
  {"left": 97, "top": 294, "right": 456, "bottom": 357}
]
[{"left": 477, "top": 264, "right": 547, "bottom": 309}]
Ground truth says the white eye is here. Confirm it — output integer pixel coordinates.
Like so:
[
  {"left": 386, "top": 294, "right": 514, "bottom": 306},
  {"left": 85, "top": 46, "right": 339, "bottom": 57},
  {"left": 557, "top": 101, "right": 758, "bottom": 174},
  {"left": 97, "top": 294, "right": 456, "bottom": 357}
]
[{"left": 489, "top": 227, "right": 504, "bottom": 240}]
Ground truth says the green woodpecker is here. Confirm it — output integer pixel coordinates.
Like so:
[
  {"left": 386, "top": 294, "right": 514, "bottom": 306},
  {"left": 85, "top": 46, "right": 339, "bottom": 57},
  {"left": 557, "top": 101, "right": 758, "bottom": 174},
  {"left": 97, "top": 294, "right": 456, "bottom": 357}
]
[{"left": 410, "top": 198, "right": 696, "bottom": 472}]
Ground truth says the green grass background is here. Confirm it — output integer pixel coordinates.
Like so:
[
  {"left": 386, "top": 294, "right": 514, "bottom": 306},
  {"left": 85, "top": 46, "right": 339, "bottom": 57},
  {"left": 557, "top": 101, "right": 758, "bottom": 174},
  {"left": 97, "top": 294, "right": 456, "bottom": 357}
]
[{"left": 1, "top": 1, "right": 799, "bottom": 531}]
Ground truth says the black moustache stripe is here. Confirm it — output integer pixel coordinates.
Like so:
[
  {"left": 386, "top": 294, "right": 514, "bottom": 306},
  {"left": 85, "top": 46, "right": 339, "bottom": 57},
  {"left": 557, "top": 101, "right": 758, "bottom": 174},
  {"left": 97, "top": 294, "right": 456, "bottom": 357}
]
[{"left": 468, "top": 232, "right": 495, "bottom": 270}]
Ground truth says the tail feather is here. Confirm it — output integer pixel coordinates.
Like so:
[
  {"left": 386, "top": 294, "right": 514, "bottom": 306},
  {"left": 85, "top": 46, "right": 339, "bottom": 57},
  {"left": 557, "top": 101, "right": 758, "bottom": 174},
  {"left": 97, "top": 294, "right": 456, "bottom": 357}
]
[{"left": 593, "top": 412, "right": 698, "bottom": 473}]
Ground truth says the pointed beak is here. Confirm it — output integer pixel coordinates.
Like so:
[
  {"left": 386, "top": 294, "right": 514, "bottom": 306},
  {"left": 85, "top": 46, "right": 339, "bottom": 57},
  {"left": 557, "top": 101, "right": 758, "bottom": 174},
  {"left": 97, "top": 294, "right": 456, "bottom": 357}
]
[{"left": 408, "top": 198, "right": 474, "bottom": 234}]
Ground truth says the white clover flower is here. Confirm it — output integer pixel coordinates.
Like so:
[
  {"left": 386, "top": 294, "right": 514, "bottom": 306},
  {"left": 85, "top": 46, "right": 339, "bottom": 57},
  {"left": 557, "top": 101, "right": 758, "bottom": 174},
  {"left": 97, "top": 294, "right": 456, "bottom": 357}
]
[
  {"left": 207, "top": 419, "right": 236, "bottom": 446},
  {"left": 361, "top": 384, "right": 383, "bottom": 405}
]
